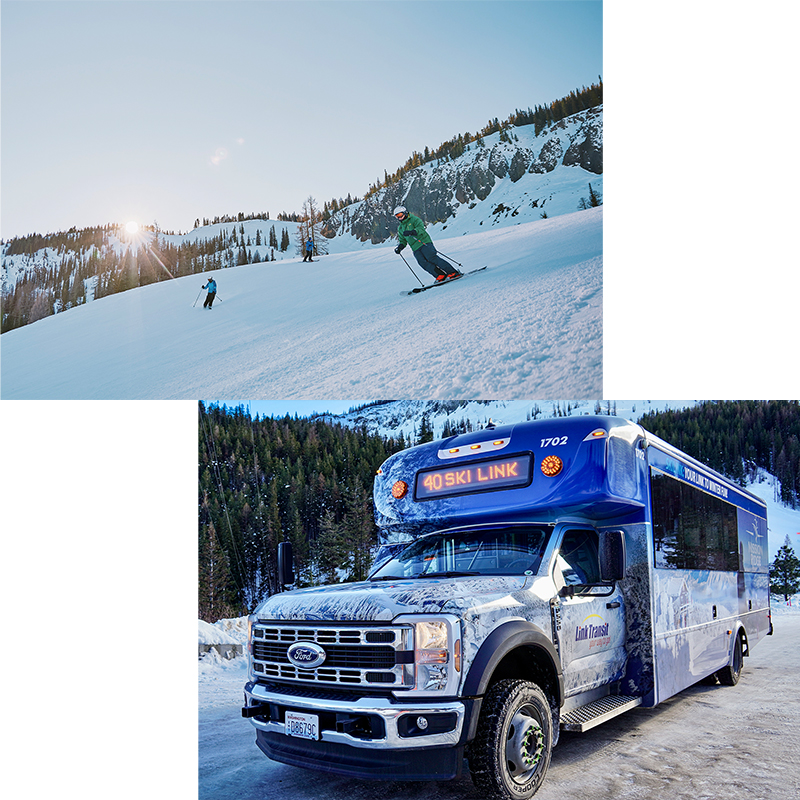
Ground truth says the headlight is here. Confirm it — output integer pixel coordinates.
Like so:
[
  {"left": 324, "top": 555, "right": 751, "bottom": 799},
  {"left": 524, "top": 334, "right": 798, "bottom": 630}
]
[
  {"left": 395, "top": 615, "right": 462, "bottom": 696},
  {"left": 416, "top": 620, "right": 448, "bottom": 660}
]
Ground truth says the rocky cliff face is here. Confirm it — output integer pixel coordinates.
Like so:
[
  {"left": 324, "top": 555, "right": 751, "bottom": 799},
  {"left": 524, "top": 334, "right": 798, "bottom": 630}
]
[{"left": 322, "top": 105, "right": 602, "bottom": 245}]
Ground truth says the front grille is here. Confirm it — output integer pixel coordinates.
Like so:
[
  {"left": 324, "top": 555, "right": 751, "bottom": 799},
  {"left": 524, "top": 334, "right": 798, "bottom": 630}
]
[
  {"left": 253, "top": 641, "right": 396, "bottom": 669},
  {"left": 251, "top": 622, "right": 414, "bottom": 689}
]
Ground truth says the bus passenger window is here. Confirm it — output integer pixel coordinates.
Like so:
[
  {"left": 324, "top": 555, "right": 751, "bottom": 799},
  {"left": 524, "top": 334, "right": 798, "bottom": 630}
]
[{"left": 557, "top": 529, "right": 601, "bottom": 586}]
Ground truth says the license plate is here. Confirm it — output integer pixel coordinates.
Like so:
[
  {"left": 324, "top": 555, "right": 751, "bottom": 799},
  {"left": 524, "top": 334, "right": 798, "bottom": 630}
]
[{"left": 285, "top": 711, "right": 319, "bottom": 740}]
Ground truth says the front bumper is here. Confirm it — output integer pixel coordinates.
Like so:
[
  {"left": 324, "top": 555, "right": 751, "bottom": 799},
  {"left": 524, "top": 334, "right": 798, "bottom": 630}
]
[{"left": 243, "top": 681, "right": 466, "bottom": 749}]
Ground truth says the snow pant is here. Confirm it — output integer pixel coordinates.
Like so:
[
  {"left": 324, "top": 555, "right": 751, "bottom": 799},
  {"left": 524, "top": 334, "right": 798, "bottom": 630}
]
[
  {"left": 203, "top": 291, "right": 216, "bottom": 308},
  {"left": 303, "top": 252, "right": 313, "bottom": 262},
  {"left": 412, "top": 242, "right": 452, "bottom": 279}
]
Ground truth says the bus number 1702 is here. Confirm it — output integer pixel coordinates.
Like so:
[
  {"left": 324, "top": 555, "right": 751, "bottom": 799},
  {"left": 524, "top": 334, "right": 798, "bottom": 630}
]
[{"left": 540, "top": 436, "right": 568, "bottom": 448}]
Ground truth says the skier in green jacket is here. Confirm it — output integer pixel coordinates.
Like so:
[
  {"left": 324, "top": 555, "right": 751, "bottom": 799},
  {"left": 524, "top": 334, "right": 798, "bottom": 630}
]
[{"left": 393, "top": 206, "right": 462, "bottom": 282}]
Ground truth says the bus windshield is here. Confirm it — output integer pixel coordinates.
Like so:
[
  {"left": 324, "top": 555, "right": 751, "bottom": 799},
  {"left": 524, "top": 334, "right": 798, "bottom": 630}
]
[{"left": 369, "top": 526, "right": 551, "bottom": 580}]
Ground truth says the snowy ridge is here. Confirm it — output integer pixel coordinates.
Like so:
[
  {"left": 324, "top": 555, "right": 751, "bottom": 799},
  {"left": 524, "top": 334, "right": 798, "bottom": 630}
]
[
  {"left": 322, "top": 107, "right": 602, "bottom": 251},
  {"left": 330, "top": 399, "right": 692, "bottom": 443}
]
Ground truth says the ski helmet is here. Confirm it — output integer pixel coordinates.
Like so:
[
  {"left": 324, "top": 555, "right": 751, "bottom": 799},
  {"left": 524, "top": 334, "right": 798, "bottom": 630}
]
[{"left": 393, "top": 205, "right": 408, "bottom": 219}]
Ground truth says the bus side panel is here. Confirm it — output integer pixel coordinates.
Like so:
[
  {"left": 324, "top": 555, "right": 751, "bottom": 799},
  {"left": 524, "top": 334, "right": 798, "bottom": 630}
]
[
  {"left": 736, "top": 506, "right": 771, "bottom": 646},
  {"left": 651, "top": 569, "right": 737, "bottom": 703},
  {"left": 604, "top": 522, "right": 657, "bottom": 707},
  {"left": 740, "top": 570, "right": 771, "bottom": 647}
]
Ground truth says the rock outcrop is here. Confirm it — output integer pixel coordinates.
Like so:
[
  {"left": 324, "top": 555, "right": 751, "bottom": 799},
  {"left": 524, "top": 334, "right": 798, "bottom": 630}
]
[{"left": 322, "top": 106, "right": 602, "bottom": 245}]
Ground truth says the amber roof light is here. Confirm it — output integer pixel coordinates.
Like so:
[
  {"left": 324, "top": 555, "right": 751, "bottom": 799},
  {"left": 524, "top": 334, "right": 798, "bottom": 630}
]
[{"left": 391, "top": 480, "right": 409, "bottom": 499}]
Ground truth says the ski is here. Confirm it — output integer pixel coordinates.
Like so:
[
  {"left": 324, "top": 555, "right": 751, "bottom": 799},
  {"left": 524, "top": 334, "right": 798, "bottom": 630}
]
[{"left": 401, "top": 266, "right": 487, "bottom": 295}]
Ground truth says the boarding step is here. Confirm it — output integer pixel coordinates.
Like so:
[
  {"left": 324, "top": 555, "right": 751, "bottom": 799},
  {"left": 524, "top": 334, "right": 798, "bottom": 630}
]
[{"left": 560, "top": 695, "right": 642, "bottom": 732}]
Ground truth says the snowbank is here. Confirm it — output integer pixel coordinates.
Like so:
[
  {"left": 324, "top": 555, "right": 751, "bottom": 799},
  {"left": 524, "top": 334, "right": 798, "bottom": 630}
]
[
  {"left": 198, "top": 617, "right": 248, "bottom": 645},
  {"left": 198, "top": 616, "right": 248, "bottom": 660}
]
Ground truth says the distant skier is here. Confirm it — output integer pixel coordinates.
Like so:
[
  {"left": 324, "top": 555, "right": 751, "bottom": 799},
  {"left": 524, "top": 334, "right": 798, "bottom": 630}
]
[
  {"left": 393, "top": 206, "right": 461, "bottom": 282},
  {"left": 202, "top": 277, "right": 217, "bottom": 309},
  {"left": 303, "top": 238, "right": 314, "bottom": 262}
]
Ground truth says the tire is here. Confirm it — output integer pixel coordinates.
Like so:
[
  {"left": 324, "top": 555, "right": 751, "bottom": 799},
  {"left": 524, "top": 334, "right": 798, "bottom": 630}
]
[
  {"left": 716, "top": 631, "right": 743, "bottom": 686},
  {"left": 468, "top": 679, "right": 553, "bottom": 800}
]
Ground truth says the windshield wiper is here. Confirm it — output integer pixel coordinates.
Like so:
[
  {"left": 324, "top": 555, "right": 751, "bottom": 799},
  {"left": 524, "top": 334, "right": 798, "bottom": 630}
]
[
  {"left": 368, "top": 574, "right": 406, "bottom": 582},
  {"left": 417, "top": 570, "right": 481, "bottom": 579}
]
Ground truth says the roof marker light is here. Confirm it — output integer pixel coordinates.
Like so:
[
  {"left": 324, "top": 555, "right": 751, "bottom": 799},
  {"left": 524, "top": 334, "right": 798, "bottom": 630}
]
[
  {"left": 437, "top": 436, "right": 510, "bottom": 460},
  {"left": 583, "top": 428, "right": 608, "bottom": 441}
]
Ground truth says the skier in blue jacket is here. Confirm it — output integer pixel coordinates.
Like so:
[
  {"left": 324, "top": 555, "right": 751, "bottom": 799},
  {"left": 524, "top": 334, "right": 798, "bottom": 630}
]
[
  {"left": 202, "top": 277, "right": 217, "bottom": 309},
  {"left": 393, "top": 206, "right": 461, "bottom": 282},
  {"left": 303, "top": 238, "right": 314, "bottom": 262}
]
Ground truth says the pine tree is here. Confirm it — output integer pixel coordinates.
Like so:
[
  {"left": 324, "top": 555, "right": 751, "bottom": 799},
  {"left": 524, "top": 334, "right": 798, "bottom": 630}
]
[
  {"left": 28, "top": 291, "right": 53, "bottom": 324},
  {"left": 341, "top": 482, "right": 375, "bottom": 582},
  {"left": 417, "top": 414, "right": 434, "bottom": 444},
  {"left": 770, "top": 537, "right": 800, "bottom": 601},
  {"left": 198, "top": 521, "right": 238, "bottom": 621},
  {"left": 295, "top": 196, "right": 329, "bottom": 258},
  {"left": 315, "top": 509, "right": 347, "bottom": 585}
]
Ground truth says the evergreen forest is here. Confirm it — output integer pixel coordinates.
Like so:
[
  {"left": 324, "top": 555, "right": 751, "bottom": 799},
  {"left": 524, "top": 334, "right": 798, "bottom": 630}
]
[
  {"left": 1, "top": 221, "right": 294, "bottom": 333},
  {"left": 198, "top": 400, "right": 800, "bottom": 623},
  {"left": 198, "top": 403, "right": 407, "bottom": 622},
  {"left": 639, "top": 401, "right": 800, "bottom": 507}
]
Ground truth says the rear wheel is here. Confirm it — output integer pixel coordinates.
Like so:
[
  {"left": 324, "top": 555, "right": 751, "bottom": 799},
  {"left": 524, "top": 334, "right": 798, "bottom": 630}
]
[
  {"left": 468, "top": 679, "right": 553, "bottom": 800},
  {"left": 716, "top": 631, "right": 743, "bottom": 686}
]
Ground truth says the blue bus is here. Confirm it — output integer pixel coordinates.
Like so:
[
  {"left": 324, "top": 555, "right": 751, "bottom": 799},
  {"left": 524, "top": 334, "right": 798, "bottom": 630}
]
[{"left": 243, "top": 416, "right": 771, "bottom": 799}]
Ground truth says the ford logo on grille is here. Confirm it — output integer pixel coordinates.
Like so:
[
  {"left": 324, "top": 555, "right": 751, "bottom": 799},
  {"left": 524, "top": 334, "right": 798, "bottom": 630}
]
[{"left": 287, "top": 641, "right": 327, "bottom": 669}]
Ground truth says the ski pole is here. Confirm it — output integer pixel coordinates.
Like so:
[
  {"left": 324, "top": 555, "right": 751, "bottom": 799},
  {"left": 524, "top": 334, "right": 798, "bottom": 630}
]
[
  {"left": 435, "top": 250, "right": 464, "bottom": 268},
  {"left": 398, "top": 251, "right": 425, "bottom": 287},
  {"left": 407, "top": 233, "right": 464, "bottom": 268},
  {"left": 193, "top": 289, "right": 203, "bottom": 307}
]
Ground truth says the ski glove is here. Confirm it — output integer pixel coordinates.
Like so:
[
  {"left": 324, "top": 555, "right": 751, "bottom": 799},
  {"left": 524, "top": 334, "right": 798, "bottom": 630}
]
[{"left": 395, "top": 245, "right": 405, "bottom": 254}]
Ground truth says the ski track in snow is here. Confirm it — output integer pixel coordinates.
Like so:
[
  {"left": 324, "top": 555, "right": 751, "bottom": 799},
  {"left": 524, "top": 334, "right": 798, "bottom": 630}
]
[{"left": 1, "top": 208, "right": 602, "bottom": 399}]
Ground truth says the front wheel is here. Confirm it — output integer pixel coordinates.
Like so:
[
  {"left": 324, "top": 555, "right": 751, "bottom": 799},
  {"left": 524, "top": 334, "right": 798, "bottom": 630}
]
[{"left": 468, "top": 679, "right": 553, "bottom": 800}]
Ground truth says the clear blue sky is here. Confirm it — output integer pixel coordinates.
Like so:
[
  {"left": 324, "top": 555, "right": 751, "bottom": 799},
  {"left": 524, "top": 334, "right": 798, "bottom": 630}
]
[{"left": 1, "top": 0, "right": 602, "bottom": 239}]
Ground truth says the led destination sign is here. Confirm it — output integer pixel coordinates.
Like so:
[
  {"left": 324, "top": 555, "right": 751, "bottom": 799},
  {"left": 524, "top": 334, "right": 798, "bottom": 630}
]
[{"left": 415, "top": 454, "right": 532, "bottom": 500}]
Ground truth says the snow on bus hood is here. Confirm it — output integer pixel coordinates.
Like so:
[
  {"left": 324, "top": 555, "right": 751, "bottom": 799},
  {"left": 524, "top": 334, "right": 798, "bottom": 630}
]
[{"left": 254, "top": 575, "right": 529, "bottom": 622}]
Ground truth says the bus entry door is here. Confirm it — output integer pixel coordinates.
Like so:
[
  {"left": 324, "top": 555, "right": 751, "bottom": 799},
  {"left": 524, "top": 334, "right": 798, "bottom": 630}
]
[{"left": 552, "top": 527, "right": 628, "bottom": 696}]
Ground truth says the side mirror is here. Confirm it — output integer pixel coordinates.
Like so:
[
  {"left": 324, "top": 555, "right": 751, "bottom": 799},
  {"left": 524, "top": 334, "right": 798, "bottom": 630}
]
[
  {"left": 599, "top": 530, "right": 626, "bottom": 583},
  {"left": 277, "top": 541, "right": 294, "bottom": 589}
]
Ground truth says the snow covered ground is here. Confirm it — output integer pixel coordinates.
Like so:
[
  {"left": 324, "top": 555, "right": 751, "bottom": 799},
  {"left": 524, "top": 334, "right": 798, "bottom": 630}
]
[
  {"left": 0, "top": 207, "right": 601, "bottom": 399},
  {"left": 198, "top": 608, "right": 800, "bottom": 800}
]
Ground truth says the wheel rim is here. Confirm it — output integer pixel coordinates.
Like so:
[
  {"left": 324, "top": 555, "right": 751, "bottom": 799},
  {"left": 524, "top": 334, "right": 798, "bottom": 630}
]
[{"left": 505, "top": 703, "right": 545, "bottom": 784}]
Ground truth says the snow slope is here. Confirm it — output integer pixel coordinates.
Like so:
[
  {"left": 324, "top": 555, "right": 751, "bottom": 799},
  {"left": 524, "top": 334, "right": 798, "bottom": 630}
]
[{"left": 1, "top": 207, "right": 602, "bottom": 399}]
